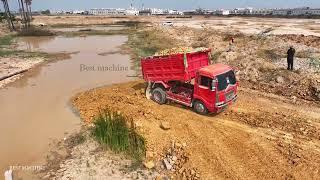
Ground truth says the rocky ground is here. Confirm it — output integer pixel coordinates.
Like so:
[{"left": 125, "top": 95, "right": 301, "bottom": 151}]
[
  {"left": 72, "top": 81, "right": 320, "bottom": 179},
  {"left": 151, "top": 25, "right": 320, "bottom": 102},
  {"left": 39, "top": 132, "right": 159, "bottom": 180},
  {"left": 69, "top": 18, "right": 320, "bottom": 179}
]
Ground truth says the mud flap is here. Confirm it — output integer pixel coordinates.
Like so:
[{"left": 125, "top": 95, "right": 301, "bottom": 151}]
[{"left": 146, "top": 81, "right": 152, "bottom": 100}]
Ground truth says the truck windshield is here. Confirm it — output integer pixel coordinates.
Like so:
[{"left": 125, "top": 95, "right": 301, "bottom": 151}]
[{"left": 216, "top": 70, "right": 236, "bottom": 91}]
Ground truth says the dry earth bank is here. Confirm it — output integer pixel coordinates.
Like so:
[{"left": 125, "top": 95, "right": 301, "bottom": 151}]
[{"left": 72, "top": 81, "right": 320, "bottom": 179}]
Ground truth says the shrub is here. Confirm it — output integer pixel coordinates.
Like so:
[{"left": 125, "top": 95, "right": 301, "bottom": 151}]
[
  {"left": 211, "top": 51, "right": 223, "bottom": 63},
  {"left": 92, "top": 110, "right": 146, "bottom": 161},
  {"left": 17, "top": 26, "right": 55, "bottom": 36},
  {"left": 0, "top": 35, "right": 13, "bottom": 47},
  {"left": 257, "top": 49, "right": 284, "bottom": 62},
  {"left": 309, "top": 57, "right": 320, "bottom": 72}
]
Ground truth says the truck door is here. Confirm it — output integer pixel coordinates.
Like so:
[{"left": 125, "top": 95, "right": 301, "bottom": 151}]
[{"left": 194, "top": 75, "right": 215, "bottom": 108}]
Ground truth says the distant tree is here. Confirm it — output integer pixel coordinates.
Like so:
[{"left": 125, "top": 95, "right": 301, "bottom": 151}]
[
  {"left": 26, "top": 0, "right": 32, "bottom": 19},
  {"left": 41, "top": 9, "right": 50, "bottom": 15},
  {"left": 1, "top": 0, "right": 15, "bottom": 30},
  {"left": 18, "top": 0, "right": 32, "bottom": 29}
]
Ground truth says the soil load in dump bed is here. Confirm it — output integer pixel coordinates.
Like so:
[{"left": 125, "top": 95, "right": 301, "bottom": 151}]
[{"left": 141, "top": 47, "right": 211, "bottom": 82}]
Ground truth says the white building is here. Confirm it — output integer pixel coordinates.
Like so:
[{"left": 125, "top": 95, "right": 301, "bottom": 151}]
[
  {"left": 308, "top": 9, "right": 320, "bottom": 15},
  {"left": 89, "top": 8, "right": 125, "bottom": 16},
  {"left": 150, "top": 8, "right": 164, "bottom": 15},
  {"left": 168, "top": 10, "right": 183, "bottom": 15},
  {"left": 230, "top": 7, "right": 253, "bottom": 15},
  {"left": 251, "top": 9, "right": 273, "bottom": 16},
  {"left": 216, "top": 10, "right": 230, "bottom": 15},
  {"left": 291, "top": 8, "right": 320, "bottom": 16},
  {"left": 272, "top": 9, "right": 288, "bottom": 16},
  {"left": 125, "top": 8, "right": 139, "bottom": 16},
  {"left": 73, "top": 10, "right": 85, "bottom": 14}
]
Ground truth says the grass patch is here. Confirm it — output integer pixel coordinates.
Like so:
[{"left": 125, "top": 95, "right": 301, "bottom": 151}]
[
  {"left": 257, "top": 49, "right": 285, "bottom": 62},
  {"left": 17, "top": 26, "right": 56, "bottom": 36},
  {"left": 309, "top": 57, "right": 320, "bottom": 72},
  {"left": 92, "top": 109, "right": 146, "bottom": 161},
  {"left": 0, "top": 49, "right": 16, "bottom": 57},
  {"left": 126, "top": 29, "right": 176, "bottom": 69},
  {"left": 296, "top": 50, "right": 312, "bottom": 58},
  {"left": 211, "top": 51, "right": 223, "bottom": 63},
  {"left": 223, "top": 33, "right": 245, "bottom": 41},
  {"left": 0, "top": 49, "right": 50, "bottom": 58},
  {"left": 51, "top": 21, "right": 144, "bottom": 28},
  {"left": 62, "top": 29, "right": 131, "bottom": 37},
  {"left": 0, "top": 35, "right": 14, "bottom": 47},
  {"left": 115, "top": 21, "right": 144, "bottom": 27}
]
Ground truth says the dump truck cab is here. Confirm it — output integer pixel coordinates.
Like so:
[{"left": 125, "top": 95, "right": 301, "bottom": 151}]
[{"left": 193, "top": 64, "right": 238, "bottom": 114}]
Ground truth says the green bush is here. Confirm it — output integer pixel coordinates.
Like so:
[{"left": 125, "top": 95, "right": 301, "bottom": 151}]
[
  {"left": 0, "top": 35, "right": 13, "bottom": 47},
  {"left": 211, "top": 51, "right": 223, "bottom": 63},
  {"left": 257, "top": 49, "right": 285, "bottom": 62},
  {"left": 92, "top": 110, "right": 146, "bottom": 161},
  {"left": 127, "top": 29, "right": 176, "bottom": 68},
  {"left": 0, "top": 12, "right": 5, "bottom": 22},
  {"left": 17, "top": 26, "right": 56, "bottom": 36},
  {"left": 0, "top": 12, "right": 15, "bottom": 22},
  {"left": 309, "top": 57, "right": 320, "bottom": 72}
]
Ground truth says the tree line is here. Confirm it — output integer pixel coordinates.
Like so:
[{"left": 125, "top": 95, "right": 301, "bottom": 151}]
[{"left": 1, "top": 0, "right": 32, "bottom": 31}]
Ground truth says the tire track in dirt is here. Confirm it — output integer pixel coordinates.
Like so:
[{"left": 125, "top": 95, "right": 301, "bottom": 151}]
[
  {"left": 179, "top": 117, "right": 290, "bottom": 179},
  {"left": 72, "top": 80, "right": 320, "bottom": 179}
]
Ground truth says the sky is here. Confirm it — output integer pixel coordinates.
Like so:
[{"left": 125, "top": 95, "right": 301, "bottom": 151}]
[{"left": 4, "top": 0, "right": 320, "bottom": 11}]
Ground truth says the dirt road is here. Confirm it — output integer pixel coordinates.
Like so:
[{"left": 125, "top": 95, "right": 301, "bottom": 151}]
[{"left": 73, "top": 81, "right": 320, "bottom": 179}]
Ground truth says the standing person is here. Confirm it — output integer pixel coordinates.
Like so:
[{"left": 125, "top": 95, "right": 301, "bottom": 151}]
[
  {"left": 227, "top": 37, "right": 235, "bottom": 52},
  {"left": 287, "top": 46, "right": 295, "bottom": 71}
]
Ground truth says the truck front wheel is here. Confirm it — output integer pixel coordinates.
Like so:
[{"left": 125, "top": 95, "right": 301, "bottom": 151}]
[
  {"left": 193, "top": 100, "right": 208, "bottom": 115},
  {"left": 152, "top": 87, "right": 167, "bottom": 104}
]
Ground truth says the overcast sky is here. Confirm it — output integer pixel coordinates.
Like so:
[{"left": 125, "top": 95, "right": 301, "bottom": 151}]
[{"left": 4, "top": 0, "right": 320, "bottom": 11}]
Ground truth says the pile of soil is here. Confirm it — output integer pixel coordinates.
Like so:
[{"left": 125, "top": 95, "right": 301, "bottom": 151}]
[{"left": 157, "top": 26, "right": 320, "bottom": 102}]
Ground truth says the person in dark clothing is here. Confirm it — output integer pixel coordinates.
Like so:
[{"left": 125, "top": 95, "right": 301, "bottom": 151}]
[{"left": 287, "top": 46, "right": 296, "bottom": 71}]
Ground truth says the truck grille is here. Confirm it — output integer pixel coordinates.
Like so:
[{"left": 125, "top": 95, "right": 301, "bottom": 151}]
[{"left": 226, "top": 91, "right": 234, "bottom": 102}]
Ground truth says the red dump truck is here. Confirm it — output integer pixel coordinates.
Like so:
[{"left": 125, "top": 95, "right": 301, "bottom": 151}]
[{"left": 141, "top": 48, "right": 238, "bottom": 114}]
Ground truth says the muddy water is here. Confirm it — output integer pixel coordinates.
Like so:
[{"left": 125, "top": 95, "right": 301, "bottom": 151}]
[{"left": 0, "top": 35, "right": 134, "bottom": 178}]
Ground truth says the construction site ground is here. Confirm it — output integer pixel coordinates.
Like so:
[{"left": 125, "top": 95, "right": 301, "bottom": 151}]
[
  {"left": 69, "top": 16, "right": 320, "bottom": 179},
  {"left": 1, "top": 16, "right": 320, "bottom": 179},
  {"left": 73, "top": 80, "right": 320, "bottom": 179}
]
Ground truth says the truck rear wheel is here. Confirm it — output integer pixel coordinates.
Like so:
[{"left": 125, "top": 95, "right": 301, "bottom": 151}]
[
  {"left": 152, "top": 87, "right": 167, "bottom": 104},
  {"left": 193, "top": 100, "right": 208, "bottom": 115}
]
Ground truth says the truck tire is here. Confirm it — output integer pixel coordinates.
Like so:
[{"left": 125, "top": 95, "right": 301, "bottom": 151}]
[
  {"left": 193, "top": 100, "right": 208, "bottom": 115},
  {"left": 152, "top": 87, "right": 167, "bottom": 104}
]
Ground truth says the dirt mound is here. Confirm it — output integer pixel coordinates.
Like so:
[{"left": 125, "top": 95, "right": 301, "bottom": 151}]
[
  {"left": 159, "top": 26, "right": 320, "bottom": 102},
  {"left": 72, "top": 81, "right": 320, "bottom": 179},
  {"left": 279, "top": 34, "right": 320, "bottom": 48}
]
